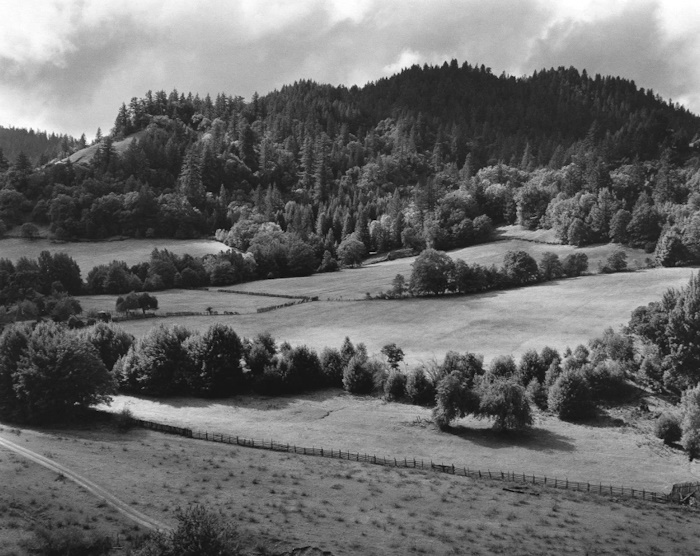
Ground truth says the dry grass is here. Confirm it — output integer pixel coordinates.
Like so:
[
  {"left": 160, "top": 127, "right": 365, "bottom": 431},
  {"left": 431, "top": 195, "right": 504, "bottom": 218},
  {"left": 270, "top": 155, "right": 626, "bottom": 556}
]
[
  {"left": 0, "top": 429, "right": 146, "bottom": 555},
  {"left": 110, "top": 268, "right": 694, "bottom": 365},
  {"left": 105, "top": 391, "right": 699, "bottom": 493},
  {"left": 1, "top": 424, "right": 698, "bottom": 556},
  {"left": 0, "top": 237, "right": 227, "bottom": 274},
  {"left": 79, "top": 288, "right": 292, "bottom": 316}
]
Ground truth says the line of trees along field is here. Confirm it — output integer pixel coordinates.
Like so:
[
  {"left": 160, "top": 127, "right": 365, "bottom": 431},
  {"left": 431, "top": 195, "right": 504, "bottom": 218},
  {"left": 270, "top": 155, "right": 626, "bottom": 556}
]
[{"left": 2, "top": 61, "right": 700, "bottom": 276}]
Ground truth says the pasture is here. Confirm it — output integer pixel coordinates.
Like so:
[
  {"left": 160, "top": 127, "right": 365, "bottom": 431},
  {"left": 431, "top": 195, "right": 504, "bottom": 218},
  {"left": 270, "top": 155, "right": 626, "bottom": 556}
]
[
  {"left": 0, "top": 237, "right": 228, "bottom": 273},
  {"left": 0, "top": 429, "right": 144, "bottom": 555},
  {"left": 107, "top": 268, "right": 694, "bottom": 365},
  {"left": 79, "top": 288, "right": 293, "bottom": 316},
  {"left": 107, "top": 390, "right": 698, "bottom": 494},
  {"left": 2, "top": 424, "right": 698, "bottom": 556}
]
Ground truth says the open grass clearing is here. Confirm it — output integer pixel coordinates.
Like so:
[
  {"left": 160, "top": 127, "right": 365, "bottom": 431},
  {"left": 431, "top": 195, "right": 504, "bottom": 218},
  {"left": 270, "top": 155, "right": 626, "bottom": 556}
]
[
  {"left": 0, "top": 237, "right": 228, "bottom": 274},
  {"left": 106, "top": 390, "right": 699, "bottom": 494},
  {"left": 231, "top": 236, "right": 655, "bottom": 300},
  {"left": 113, "top": 268, "right": 695, "bottom": 365},
  {"left": 0, "top": 429, "right": 146, "bottom": 555},
  {"left": 2, "top": 423, "right": 698, "bottom": 556},
  {"left": 79, "top": 288, "right": 292, "bottom": 316}
]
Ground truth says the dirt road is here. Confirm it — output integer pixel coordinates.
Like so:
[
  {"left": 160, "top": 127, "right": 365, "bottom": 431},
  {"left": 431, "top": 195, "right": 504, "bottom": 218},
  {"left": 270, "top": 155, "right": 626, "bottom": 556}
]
[{"left": 0, "top": 433, "right": 171, "bottom": 532}]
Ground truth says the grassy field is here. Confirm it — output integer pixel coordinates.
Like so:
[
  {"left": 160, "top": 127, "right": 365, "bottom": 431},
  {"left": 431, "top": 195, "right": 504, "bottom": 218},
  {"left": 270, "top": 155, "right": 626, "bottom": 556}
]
[
  {"left": 0, "top": 237, "right": 228, "bottom": 274},
  {"left": 1, "top": 423, "right": 698, "bottom": 555},
  {"left": 0, "top": 428, "right": 146, "bottom": 555},
  {"left": 105, "top": 390, "right": 699, "bottom": 494},
  {"left": 79, "top": 288, "right": 293, "bottom": 316},
  {"left": 109, "top": 268, "right": 694, "bottom": 365}
]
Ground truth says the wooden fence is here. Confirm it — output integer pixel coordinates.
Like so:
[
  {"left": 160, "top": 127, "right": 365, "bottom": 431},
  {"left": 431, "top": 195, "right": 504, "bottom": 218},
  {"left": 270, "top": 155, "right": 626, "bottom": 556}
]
[{"left": 130, "top": 417, "right": 670, "bottom": 504}]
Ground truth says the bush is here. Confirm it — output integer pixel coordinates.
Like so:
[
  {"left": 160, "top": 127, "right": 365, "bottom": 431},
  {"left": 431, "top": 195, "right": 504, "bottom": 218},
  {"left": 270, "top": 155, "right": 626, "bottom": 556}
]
[
  {"left": 432, "top": 371, "right": 480, "bottom": 430},
  {"left": 320, "top": 347, "right": 344, "bottom": 387},
  {"left": 477, "top": 378, "right": 533, "bottom": 430},
  {"left": 655, "top": 413, "right": 682, "bottom": 445},
  {"left": 342, "top": 354, "right": 375, "bottom": 394},
  {"left": 134, "top": 504, "right": 241, "bottom": 556},
  {"left": 114, "top": 407, "right": 135, "bottom": 432},
  {"left": 547, "top": 370, "right": 595, "bottom": 421},
  {"left": 585, "top": 360, "right": 628, "bottom": 401},
  {"left": 405, "top": 367, "right": 436, "bottom": 406},
  {"left": 384, "top": 370, "right": 407, "bottom": 401},
  {"left": 24, "top": 525, "right": 112, "bottom": 556},
  {"left": 526, "top": 378, "right": 548, "bottom": 409}
]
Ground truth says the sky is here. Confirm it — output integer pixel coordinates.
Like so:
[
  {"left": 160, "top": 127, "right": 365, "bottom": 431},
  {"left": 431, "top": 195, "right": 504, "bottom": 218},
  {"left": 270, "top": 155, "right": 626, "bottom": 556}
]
[{"left": 1, "top": 0, "right": 699, "bottom": 140}]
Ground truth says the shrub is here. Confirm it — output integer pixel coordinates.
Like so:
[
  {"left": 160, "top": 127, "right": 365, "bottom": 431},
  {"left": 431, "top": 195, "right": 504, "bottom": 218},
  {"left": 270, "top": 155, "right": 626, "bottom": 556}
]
[
  {"left": 320, "top": 347, "right": 344, "bottom": 387},
  {"left": 279, "top": 344, "right": 322, "bottom": 393},
  {"left": 82, "top": 322, "right": 135, "bottom": 372},
  {"left": 432, "top": 371, "right": 480, "bottom": 430},
  {"left": 488, "top": 355, "right": 518, "bottom": 379},
  {"left": 585, "top": 360, "right": 628, "bottom": 401},
  {"left": 547, "top": 370, "right": 595, "bottom": 421},
  {"left": 342, "top": 354, "right": 374, "bottom": 394},
  {"left": 114, "top": 407, "right": 135, "bottom": 432},
  {"left": 526, "top": 378, "right": 548, "bottom": 409},
  {"left": 405, "top": 367, "right": 436, "bottom": 406},
  {"left": 562, "top": 253, "right": 588, "bottom": 277},
  {"left": 655, "top": 413, "right": 682, "bottom": 445},
  {"left": 680, "top": 384, "right": 700, "bottom": 458},
  {"left": 23, "top": 525, "right": 112, "bottom": 556},
  {"left": 134, "top": 504, "right": 241, "bottom": 555},
  {"left": 477, "top": 378, "right": 533, "bottom": 430},
  {"left": 384, "top": 370, "right": 407, "bottom": 401}
]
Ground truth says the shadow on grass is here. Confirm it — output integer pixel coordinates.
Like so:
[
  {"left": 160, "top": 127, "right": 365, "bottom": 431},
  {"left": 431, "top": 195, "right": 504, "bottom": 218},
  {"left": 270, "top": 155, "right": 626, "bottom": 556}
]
[
  {"left": 140, "top": 387, "right": 346, "bottom": 412},
  {"left": 445, "top": 425, "right": 576, "bottom": 453}
]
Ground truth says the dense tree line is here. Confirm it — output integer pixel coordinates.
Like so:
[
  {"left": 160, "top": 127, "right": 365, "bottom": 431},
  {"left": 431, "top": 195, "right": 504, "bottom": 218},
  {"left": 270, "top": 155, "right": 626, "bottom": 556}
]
[{"left": 382, "top": 248, "right": 593, "bottom": 298}]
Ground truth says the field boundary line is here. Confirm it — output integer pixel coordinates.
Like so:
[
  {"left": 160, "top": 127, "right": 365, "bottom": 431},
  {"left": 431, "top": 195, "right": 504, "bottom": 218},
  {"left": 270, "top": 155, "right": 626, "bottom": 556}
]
[
  {"left": 129, "top": 417, "right": 671, "bottom": 505},
  {"left": 0, "top": 432, "right": 171, "bottom": 532}
]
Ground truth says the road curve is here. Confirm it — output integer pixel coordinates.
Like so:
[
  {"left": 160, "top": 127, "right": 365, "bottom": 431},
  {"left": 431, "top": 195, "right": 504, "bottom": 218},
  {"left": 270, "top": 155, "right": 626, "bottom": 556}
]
[{"left": 0, "top": 433, "right": 171, "bottom": 532}]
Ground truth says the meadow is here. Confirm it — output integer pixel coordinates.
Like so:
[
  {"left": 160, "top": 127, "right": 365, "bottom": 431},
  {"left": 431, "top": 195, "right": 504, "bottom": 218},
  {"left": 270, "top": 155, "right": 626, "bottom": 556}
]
[
  {"left": 1, "top": 423, "right": 698, "bottom": 556},
  {"left": 100, "top": 267, "right": 694, "bottom": 365},
  {"left": 79, "top": 288, "right": 294, "bottom": 316}
]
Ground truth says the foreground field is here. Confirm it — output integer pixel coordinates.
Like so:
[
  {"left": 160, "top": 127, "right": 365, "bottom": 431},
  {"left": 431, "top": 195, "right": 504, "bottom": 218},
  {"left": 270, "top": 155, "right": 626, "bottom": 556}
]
[
  {"left": 0, "top": 430, "right": 145, "bottom": 555},
  {"left": 107, "top": 390, "right": 698, "bottom": 494},
  {"left": 1, "top": 424, "right": 698, "bottom": 555},
  {"left": 109, "top": 268, "right": 694, "bottom": 365},
  {"left": 0, "top": 237, "right": 228, "bottom": 273}
]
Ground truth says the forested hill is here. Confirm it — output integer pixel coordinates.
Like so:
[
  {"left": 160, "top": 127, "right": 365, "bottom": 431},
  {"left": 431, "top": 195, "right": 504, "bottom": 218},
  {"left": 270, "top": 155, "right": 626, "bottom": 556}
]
[
  {"left": 2, "top": 59, "right": 700, "bottom": 277},
  {"left": 0, "top": 126, "right": 78, "bottom": 166},
  {"left": 263, "top": 61, "right": 699, "bottom": 165}
]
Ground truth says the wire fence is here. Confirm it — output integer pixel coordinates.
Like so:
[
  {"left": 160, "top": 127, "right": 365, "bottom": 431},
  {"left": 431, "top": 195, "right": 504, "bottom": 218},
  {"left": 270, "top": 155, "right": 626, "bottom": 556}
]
[{"left": 131, "top": 417, "right": 671, "bottom": 504}]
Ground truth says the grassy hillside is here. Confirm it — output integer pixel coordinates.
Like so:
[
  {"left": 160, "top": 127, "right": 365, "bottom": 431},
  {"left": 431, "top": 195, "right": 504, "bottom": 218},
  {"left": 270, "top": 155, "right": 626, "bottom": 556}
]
[{"left": 2, "top": 424, "right": 698, "bottom": 556}]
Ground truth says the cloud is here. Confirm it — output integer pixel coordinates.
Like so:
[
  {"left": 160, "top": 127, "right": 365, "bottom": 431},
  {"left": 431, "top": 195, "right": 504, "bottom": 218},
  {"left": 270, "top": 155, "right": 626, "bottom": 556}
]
[{"left": 0, "top": 0, "right": 699, "bottom": 139}]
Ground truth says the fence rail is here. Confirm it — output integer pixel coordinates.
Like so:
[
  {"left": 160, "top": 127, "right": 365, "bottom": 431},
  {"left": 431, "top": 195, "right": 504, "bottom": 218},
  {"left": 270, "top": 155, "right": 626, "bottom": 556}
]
[{"left": 129, "top": 417, "right": 670, "bottom": 504}]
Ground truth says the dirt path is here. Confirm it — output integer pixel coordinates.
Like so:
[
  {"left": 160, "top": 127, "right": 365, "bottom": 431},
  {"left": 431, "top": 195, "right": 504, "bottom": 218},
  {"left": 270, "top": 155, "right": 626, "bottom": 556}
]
[{"left": 0, "top": 433, "right": 171, "bottom": 533}]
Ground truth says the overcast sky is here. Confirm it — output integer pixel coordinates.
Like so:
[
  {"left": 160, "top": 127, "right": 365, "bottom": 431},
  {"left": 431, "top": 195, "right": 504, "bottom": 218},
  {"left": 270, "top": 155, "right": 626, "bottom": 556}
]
[{"left": 1, "top": 0, "right": 699, "bottom": 139}]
